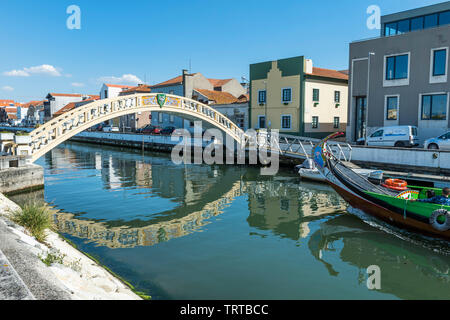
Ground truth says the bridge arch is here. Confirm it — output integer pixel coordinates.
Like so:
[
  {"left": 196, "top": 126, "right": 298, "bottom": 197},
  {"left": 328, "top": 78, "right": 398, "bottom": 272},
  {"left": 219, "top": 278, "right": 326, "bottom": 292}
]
[{"left": 29, "top": 93, "right": 246, "bottom": 162}]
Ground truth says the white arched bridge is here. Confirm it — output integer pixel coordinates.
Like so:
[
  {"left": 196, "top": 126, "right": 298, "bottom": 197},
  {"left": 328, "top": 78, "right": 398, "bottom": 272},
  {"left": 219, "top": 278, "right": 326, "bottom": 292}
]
[{"left": 28, "top": 93, "right": 247, "bottom": 162}]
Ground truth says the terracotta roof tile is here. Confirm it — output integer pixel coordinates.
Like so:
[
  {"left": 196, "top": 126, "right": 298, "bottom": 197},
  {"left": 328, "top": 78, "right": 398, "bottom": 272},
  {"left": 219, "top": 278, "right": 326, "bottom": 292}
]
[
  {"left": 194, "top": 89, "right": 248, "bottom": 105},
  {"left": 20, "top": 100, "right": 45, "bottom": 108},
  {"left": 7, "top": 114, "right": 17, "bottom": 119},
  {"left": 151, "top": 73, "right": 199, "bottom": 88},
  {"left": 151, "top": 75, "right": 183, "bottom": 88},
  {"left": 0, "top": 99, "right": 15, "bottom": 106},
  {"left": 53, "top": 102, "right": 77, "bottom": 117},
  {"left": 208, "top": 78, "right": 232, "bottom": 87},
  {"left": 306, "top": 67, "right": 349, "bottom": 81},
  {"left": 120, "top": 84, "right": 152, "bottom": 94},
  {"left": 49, "top": 93, "right": 84, "bottom": 97}
]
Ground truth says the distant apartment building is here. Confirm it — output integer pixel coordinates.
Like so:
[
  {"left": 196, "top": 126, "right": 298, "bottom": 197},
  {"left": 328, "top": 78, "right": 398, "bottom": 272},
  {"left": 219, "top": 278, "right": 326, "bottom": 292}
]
[
  {"left": 99, "top": 83, "right": 134, "bottom": 127},
  {"left": 250, "top": 56, "right": 348, "bottom": 138},
  {"left": 43, "top": 93, "right": 87, "bottom": 121},
  {"left": 53, "top": 95, "right": 100, "bottom": 118},
  {"left": 348, "top": 2, "right": 450, "bottom": 143},
  {"left": 150, "top": 70, "right": 248, "bottom": 132},
  {"left": 118, "top": 84, "right": 152, "bottom": 131},
  {"left": 23, "top": 101, "right": 45, "bottom": 125},
  {"left": 0, "top": 100, "right": 18, "bottom": 123}
]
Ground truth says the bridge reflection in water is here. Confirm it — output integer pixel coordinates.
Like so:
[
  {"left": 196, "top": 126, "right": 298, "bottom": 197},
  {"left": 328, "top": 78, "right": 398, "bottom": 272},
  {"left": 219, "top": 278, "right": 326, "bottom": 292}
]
[{"left": 11, "top": 141, "right": 450, "bottom": 300}]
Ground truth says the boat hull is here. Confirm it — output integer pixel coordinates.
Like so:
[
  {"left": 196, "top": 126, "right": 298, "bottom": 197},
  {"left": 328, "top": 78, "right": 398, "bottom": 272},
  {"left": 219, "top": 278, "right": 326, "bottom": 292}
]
[{"left": 328, "top": 180, "right": 450, "bottom": 241}]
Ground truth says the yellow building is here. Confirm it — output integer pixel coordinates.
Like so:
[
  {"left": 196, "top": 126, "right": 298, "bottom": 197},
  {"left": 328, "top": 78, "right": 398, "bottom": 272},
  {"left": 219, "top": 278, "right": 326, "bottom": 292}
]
[{"left": 250, "top": 56, "right": 348, "bottom": 138}]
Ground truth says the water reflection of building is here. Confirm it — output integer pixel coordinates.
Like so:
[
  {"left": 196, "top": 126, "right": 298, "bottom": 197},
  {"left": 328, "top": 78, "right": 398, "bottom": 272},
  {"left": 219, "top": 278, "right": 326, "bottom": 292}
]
[
  {"left": 53, "top": 181, "right": 244, "bottom": 248},
  {"left": 246, "top": 180, "right": 346, "bottom": 240},
  {"left": 308, "top": 215, "right": 450, "bottom": 300}
]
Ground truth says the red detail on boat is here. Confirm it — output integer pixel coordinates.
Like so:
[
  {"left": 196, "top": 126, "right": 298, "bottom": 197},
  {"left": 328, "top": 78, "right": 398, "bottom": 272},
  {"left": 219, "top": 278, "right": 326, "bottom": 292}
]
[{"left": 382, "top": 179, "right": 407, "bottom": 191}]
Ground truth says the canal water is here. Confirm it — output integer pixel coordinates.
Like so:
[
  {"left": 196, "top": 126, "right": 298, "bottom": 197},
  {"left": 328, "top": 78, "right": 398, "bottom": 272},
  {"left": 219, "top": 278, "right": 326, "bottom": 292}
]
[{"left": 11, "top": 141, "right": 450, "bottom": 300}]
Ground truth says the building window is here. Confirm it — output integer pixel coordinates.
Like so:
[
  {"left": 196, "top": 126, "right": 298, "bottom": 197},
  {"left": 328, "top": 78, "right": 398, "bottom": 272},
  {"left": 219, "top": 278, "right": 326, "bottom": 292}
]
[
  {"left": 433, "top": 49, "right": 447, "bottom": 76},
  {"left": 424, "top": 13, "right": 438, "bottom": 29},
  {"left": 169, "top": 90, "right": 174, "bottom": 95},
  {"left": 282, "top": 88, "right": 292, "bottom": 103},
  {"left": 410, "top": 16, "right": 424, "bottom": 31},
  {"left": 158, "top": 112, "right": 163, "bottom": 123},
  {"left": 312, "top": 116, "right": 319, "bottom": 129},
  {"left": 258, "top": 115, "right": 266, "bottom": 129},
  {"left": 385, "top": 22, "right": 398, "bottom": 36},
  {"left": 422, "top": 94, "right": 447, "bottom": 120},
  {"left": 258, "top": 90, "right": 266, "bottom": 104},
  {"left": 169, "top": 115, "right": 174, "bottom": 123},
  {"left": 386, "top": 96, "right": 398, "bottom": 120},
  {"left": 384, "top": 11, "right": 450, "bottom": 37},
  {"left": 281, "top": 115, "right": 291, "bottom": 130},
  {"left": 440, "top": 11, "right": 450, "bottom": 25},
  {"left": 235, "top": 114, "right": 245, "bottom": 129},
  {"left": 397, "top": 19, "right": 410, "bottom": 34},
  {"left": 386, "top": 54, "right": 408, "bottom": 80},
  {"left": 333, "top": 117, "right": 340, "bottom": 129},
  {"left": 334, "top": 91, "right": 340, "bottom": 103},
  {"left": 313, "top": 89, "right": 320, "bottom": 102}
]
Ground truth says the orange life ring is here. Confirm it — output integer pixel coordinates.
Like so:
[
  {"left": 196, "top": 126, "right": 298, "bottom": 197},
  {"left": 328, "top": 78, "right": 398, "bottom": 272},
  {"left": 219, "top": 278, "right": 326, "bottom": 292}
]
[{"left": 382, "top": 179, "right": 408, "bottom": 191}]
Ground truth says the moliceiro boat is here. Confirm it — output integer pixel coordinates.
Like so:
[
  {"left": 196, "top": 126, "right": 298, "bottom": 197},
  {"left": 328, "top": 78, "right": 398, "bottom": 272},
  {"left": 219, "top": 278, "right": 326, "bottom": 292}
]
[
  {"left": 312, "top": 133, "right": 450, "bottom": 241},
  {"left": 296, "top": 159, "right": 383, "bottom": 183}
]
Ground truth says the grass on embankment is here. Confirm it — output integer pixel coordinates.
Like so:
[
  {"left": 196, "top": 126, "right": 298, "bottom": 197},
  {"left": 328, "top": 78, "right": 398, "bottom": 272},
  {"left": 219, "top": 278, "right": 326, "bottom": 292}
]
[
  {"left": 7, "top": 199, "right": 151, "bottom": 300},
  {"left": 10, "top": 200, "right": 54, "bottom": 243}
]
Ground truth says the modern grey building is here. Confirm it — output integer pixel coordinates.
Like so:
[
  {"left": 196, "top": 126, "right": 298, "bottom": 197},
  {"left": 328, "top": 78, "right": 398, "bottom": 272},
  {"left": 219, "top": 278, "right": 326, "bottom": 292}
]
[{"left": 348, "top": 2, "right": 450, "bottom": 144}]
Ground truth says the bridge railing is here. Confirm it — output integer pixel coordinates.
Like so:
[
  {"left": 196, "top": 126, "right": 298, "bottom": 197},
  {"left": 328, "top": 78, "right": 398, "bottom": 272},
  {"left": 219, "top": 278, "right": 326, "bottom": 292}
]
[{"left": 253, "top": 131, "right": 353, "bottom": 160}]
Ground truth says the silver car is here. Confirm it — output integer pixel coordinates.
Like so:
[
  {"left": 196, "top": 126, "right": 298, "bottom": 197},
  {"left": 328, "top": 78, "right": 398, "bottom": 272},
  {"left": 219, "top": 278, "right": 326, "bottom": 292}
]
[{"left": 424, "top": 131, "right": 450, "bottom": 150}]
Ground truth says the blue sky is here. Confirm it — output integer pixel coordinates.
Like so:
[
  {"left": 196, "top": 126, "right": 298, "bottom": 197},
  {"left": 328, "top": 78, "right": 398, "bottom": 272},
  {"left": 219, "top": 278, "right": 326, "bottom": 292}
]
[{"left": 0, "top": 0, "right": 445, "bottom": 102}]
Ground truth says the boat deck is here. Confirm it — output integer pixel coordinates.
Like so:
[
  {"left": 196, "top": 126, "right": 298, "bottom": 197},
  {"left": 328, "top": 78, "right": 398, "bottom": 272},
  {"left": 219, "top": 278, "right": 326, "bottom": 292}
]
[{"left": 343, "top": 162, "right": 449, "bottom": 188}]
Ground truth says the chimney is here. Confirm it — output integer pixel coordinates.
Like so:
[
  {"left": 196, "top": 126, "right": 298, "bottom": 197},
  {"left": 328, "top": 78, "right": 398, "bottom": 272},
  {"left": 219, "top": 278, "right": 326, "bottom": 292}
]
[
  {"left": 182, "top": 69, "right": 188, "bottom": 97},
  {"left": 305, "top": 59, "right": 313, "bottom": 74}
]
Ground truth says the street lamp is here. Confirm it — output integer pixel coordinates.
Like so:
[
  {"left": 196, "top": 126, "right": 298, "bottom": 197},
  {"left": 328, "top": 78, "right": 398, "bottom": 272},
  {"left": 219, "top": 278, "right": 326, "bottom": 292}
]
[{"left": 364, "top": 52, "right": 375, "bottom": 146}]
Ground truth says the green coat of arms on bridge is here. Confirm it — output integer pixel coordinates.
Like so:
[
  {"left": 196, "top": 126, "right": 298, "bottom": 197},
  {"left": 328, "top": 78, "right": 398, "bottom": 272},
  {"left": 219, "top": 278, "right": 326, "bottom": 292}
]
[{"left": 156, "top": 94, "right": 166, "bottom": 108}]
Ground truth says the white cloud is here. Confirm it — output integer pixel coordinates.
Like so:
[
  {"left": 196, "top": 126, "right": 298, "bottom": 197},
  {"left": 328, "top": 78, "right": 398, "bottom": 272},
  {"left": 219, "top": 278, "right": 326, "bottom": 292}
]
[
  {"left": 2, "top": 86, "right": 14, "bottom": 91},
  {"left": 71, "top": 82, "right": 85, "bottom": 87},
  {"left": 3, "top": 64, "right": 61, "bottom": 77},
  {"left": 3, "top": 69, "right": 29, "bottom": 77},
  {"left": 98, "top": 74, "right": 142, "bottom": 85}
]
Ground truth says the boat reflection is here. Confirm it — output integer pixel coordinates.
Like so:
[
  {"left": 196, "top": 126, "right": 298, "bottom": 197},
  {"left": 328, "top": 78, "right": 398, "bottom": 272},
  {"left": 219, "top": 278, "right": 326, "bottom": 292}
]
[
  {"left": 308, "top": 214, "right": 450, "bottom": 299},
  {"left": 246, "top": 179, "right": 347, "bottom": 239}
]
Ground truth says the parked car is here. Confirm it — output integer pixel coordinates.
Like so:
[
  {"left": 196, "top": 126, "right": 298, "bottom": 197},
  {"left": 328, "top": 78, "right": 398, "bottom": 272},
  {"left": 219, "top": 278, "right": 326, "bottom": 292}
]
[
  {"left": 136, "top": 125, "right": 150, "bottom": 134},
  {"left": 103, "top": 126, "right": 119, "bottom": 132},
  {"left": 160, "top": 126, "right": 176, "bottom": 135},
  {"left": 357, "top": 126, "right": 419, "bottom": 148},
  {"left": 88, "top": 123, "right": 103, "bottom": 131},
  {"left": 142, "top": 125, "right": 161, "bottom": 134},
  {"left": 424, "top": 131, "right": 450, "bottom": 150}
]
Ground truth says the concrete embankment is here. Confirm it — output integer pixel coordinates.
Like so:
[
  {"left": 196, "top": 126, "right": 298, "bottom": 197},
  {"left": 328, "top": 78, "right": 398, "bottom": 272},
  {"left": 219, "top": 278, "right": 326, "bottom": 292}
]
[
  {"left": 0, "top": 193, "right": 142, "bottom": 300},
  {"left": 0, "top": 162, "right": 44, "bottom": 194}
]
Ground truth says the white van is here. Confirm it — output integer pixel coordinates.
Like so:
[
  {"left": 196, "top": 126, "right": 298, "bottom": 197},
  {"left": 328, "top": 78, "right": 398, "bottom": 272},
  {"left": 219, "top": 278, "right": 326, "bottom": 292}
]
[{"left": 358, "top": 126, "right": 419, "bottom": 148}]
